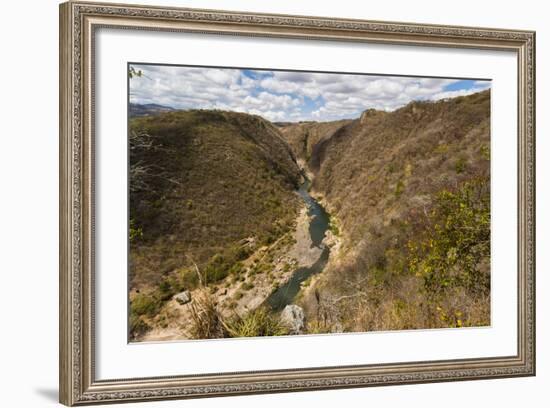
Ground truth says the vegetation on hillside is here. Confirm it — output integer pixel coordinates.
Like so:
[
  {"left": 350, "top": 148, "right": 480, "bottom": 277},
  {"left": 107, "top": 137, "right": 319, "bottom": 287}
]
[
  {"left": 128, "top": 89, "right": 492, "bottom": 340},
  {"left": 290, "top": 90, "right": 491, "bottom": 332},
  {"left": 128, "top": 110, "right": 302, "bottom": 339}
]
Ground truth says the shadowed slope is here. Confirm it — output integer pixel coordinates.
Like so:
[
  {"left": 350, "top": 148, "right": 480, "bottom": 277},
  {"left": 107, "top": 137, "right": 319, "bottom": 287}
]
[{"left": 129, "top": 110, "right": 302, "bottom": 292}]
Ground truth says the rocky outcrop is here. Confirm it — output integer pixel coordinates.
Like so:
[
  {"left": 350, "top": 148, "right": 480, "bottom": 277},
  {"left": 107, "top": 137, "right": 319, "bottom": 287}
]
[
  {"left": 280, "top": 305, "right": 305, "bottom": 334},
  {"left": 359, "top": 108, "right": 387, "bottom": 125}
]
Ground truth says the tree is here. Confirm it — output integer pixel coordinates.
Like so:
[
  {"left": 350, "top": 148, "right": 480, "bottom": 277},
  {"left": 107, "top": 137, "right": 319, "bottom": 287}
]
[
  {"left": 408, "top": 176, "right": 490, "bottom": 299},
  {"left": 128, "top": 66, "right": 143, "bottom": 79}
]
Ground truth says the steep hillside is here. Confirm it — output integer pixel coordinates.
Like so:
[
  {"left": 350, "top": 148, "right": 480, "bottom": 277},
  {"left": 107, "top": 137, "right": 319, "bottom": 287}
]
[
  {"left": 128, "top": 110, "right": 302, "bottom": 338},
  {"left": 277, "top": 120, "right": 351, "bottom": 166},
  {"left": 127, "top": 91, "right": 491, "bottom": 340},
  {"left": 297, "top": 90, "right": 491, "bottom": 332}
]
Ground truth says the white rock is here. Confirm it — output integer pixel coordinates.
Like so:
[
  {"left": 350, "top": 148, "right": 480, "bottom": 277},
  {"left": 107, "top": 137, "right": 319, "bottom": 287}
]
[
  {"left": 174, "top": 290, "right": 191, "bottom": 305},
  {"left": 280, "top": 305, "right": 305, "bottom": 334}
]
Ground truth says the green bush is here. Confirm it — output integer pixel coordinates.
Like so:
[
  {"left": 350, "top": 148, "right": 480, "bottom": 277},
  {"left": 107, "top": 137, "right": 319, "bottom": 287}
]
[
  {"left": 394, "top": 179, "right": 405, "bottom": 197},
  {"left": 480, "top": 144, "right": 490, "bottom": 160},
  {"left": 328, "top": 215, "right": 340, "bottom": 236},
  {"left": 408, "top": 176, "right": 490, "bottom": 299},
  {"left": 158, "top": 277, "right": 183, "bottom": 301},
  {"left": 180, "top": 268, "right": 199, "bottom": 289},
  {"left": 131, "top": 293, "right": 161, "bottom": 317},
  {"left": 235, "top": 246, "right": 252, "bottom": 261},
  {"left": 241, "top": 281, "right": 254, "bottom": 291},
  {"left": 263, "top": 232, "right": 276, "bottom": 245},
  {"left": 158, "top": 280, "right": 173, "bottom": 301},
  {"left": 455, "top": 156, "right": 467, "bottom": 174},
  {"left": 225, "top": 308, "right": 288, "bottom": 337},
  {"left": 203, "top": 246, "right": 255, "bottom": 284},
  {"left": 203, "top": 253, "right": 230, "bottom": 283},
  {"left": 129, "top": 218, "right": 143, "bottom": 242}
]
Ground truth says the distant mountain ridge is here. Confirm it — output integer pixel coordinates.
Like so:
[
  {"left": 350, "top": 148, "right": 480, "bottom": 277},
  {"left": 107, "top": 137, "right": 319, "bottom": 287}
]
[{"left": 129, "top": 103, "right": 175, "bottom": 117}]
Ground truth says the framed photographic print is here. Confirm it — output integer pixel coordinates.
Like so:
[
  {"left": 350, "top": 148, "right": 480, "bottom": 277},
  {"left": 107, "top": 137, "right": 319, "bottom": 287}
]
[{"left": 59, "top": 1, "right": 536, "bottom": 405}]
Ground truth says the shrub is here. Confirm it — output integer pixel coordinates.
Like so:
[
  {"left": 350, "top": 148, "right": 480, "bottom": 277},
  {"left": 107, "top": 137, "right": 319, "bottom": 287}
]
[
  {"left": 328, "top": 215, "right": 340, "bottom": 236},
  {"left": 234, "top": 246, "right": 252, "bottom": 261},
  {"left": 480, "top": 144, "right": 490, "bottom": 160},
  {"left": 455, "top": 156, "right": 467, "bottom": 174},
  {"left": 131, "top": 293, "right": 161, "bottom": 317},
  {"left": 241, "top": 281, "right": 254, "bottom": 291},
  {"left": 203, "top": 253, "right": 230, "bottom": 283},
  {"left": 129, "top": 315, "right": 150, "bottom": 339},
  {"left": 188, "top": 289, "right": 227, "bottom": 339},
  {"left": 394, "top": 179, "right": 405, "bottom": 197},
  {"left": 158, "top": 277, "right": 183, "bottom": 301},
  {"left": 129, "top": 218, "right": 143, "bottom": 242},
  {"left": 203, "top": 246, "right": 255, "bottom": 284},
  {"left": 408, "top": 176, "right": 490, "bottom": 299},
  {"left": 263, "top": 232, "right": 276, "bottom": 245},
  {"left": 225, "top": 308, "right": 288, "bottom": 337},
  {"left": 180, "top": 268, "right": 199, "bottom": 290},
  {"left": 158, "top": 280, "right": 174, "bottom": 301}
]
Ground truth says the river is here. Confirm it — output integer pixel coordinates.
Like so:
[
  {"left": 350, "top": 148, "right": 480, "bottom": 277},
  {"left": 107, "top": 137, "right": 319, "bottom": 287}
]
[{"left": 266, "top": 179, "right": 331, "bottom": 311}]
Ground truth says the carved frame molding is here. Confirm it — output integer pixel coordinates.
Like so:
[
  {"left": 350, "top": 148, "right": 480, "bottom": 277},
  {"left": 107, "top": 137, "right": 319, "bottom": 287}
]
[{"left": 59, "top": 1, "right": 535, "bottom": 405}]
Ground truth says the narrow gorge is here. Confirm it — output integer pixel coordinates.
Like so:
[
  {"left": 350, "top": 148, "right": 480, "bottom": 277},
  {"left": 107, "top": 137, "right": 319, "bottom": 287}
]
[{"left": 129, "top": 89, "right": 491, "bottom": 341}]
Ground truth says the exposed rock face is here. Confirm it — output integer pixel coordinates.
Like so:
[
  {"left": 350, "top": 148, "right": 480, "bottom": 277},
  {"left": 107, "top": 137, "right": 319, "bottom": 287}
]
[
  {"left": 277, "top": 120, "right": 352, "bottom": 166},
  {"left": 280, "top": 305, "right": 305, "bottom": 334},
  {"left": 359, "top": 108, "right": 386, "bottom": 125},
  {"left": 174, "top": 290, "right": 191, "bottom": 305}
]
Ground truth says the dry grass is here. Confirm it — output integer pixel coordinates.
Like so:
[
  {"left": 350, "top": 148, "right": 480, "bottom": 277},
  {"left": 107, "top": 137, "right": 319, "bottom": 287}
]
[
  {"left": 129, "top": 110, "right": 302, "bottom": 292},
  {"left": 302, "top": 274, "right": 490, "bottom": 333},
  {"left": 225, "top": 307, "right": 288, "bottom": 338},
  {"left": 132, "top": 90, "right": 492, "bottom": 338},
  {"left": 292, "top": 90, "right": 491, "bottom": 333},
  {"left": 188, "top": 289, "right": 227, "bottom": 339},
  {"left": 187, "top": 288, "right": 289, "bottom": 339},
  {"left": 128, "top": 110, "right": 303, "bottom": 338}
]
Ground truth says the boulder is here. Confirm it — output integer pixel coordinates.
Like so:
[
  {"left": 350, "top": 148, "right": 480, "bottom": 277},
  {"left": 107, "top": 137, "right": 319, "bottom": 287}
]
[
  {"left": 280, "top": 305, "right": 305, "bottom": 334},
  {"left": 174, "top": 290, "right": 191, "bottom": 305}
]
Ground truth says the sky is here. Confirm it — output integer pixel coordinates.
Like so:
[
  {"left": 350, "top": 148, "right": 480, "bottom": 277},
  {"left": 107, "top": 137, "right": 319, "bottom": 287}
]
[{"left": 129, "top": 64, "right": 491, "bottom": 122}]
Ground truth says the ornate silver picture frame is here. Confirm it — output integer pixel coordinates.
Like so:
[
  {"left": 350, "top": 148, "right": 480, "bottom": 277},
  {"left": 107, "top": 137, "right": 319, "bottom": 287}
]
[{"left": 59, "top": 1, "right": 535, "bottom": 405}]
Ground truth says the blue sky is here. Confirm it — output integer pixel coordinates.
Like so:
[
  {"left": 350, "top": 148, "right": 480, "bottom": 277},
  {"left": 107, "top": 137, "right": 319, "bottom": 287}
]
[{"left": 130, "top": 64, "right": 490, "bottom": 122}]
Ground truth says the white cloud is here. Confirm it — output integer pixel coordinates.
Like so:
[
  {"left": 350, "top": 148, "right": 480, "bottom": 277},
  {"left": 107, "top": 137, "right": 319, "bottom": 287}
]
[{"left": 130, "top": 64, "right": 490, "bottom": 122}]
